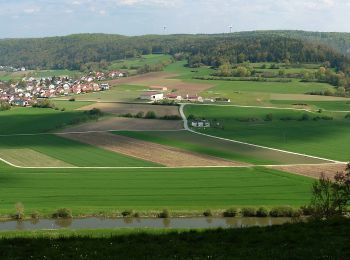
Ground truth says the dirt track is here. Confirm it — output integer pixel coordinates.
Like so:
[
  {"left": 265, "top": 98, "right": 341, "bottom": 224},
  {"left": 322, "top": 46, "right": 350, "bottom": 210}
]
[
  {"left": 77, "top": 103, "right": 180, "bottom": 117},
  {"left": 269, "top": 163, "right": 348, "bottom": 179},
  {"left": 59, "top": 117, "right": 184, "bottom": 133},
  {"left": 62, "top": 132, "right": 248, "bottom": 167}
]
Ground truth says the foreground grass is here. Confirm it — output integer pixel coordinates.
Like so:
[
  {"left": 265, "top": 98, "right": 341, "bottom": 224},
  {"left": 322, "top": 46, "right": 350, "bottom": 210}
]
[
  {"left": 0, "top": 162, "right": 313, "bottom": 215},
  {"left": 185, "top": 105, "right": 350, "bottom": 162},
  {"left": 0, "top": 219, "right": 349, "bottom": 259}
]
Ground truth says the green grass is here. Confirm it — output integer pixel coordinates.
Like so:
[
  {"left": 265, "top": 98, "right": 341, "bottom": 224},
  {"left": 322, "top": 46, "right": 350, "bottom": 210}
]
[
  {"left": 30, "top": 69, "right": 83, "bottom": 78},
  {"left": 185, "top": 105, "right": 350, "bottom": 162},
  {"left": 0, "top": 161, "right": 313, "bottom": 214},
  {"left": 109, "top": 54, "right": 171, "bottom": 72},
  {"left": 271, "top": 100, "right": 350, "bottom": 111},
  {"left": 51, "top": 100, "right": 94, "bottom": 110},
  {"left": 116, "top": 131, "right": 325, "bottom": 165},
  {"left": 1, "top": 219, "right": 349, "bottom": 259},
  {"left": 0, "top": 135, "right": 158, "bottom": 167}
]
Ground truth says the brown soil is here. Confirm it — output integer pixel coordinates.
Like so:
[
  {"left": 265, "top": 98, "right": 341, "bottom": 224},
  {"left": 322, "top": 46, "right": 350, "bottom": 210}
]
[
  {"left": 59, "top": 117, "right": 184, "bottom": 133},
  {"left": 107, "top": 72, "right": 213, "bottom": 96},
  {"left": 62, "top": 132, "right": 248, "bottom": 167},
  {"left": 268, "top": 163, "right": 348, "bottom": 179},
  {"left": 77, "top": 102, "right": 180, "bottom": 117}
]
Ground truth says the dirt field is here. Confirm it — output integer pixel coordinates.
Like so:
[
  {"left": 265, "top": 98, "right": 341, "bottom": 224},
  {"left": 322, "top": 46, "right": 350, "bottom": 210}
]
[
  {"left": 107, "top": 72, "right": 213, "bottom": 96},
  {"left": 268, "top": 163, "right": 348, "bottom": 179},
  {"left": 77, "top": 103, "right": 180, "bottom": 117},
  {"left": 59, "top": 117, "right": 184, "bottom": 133},
  {"left": 0, "top": 149, "right": 72, "bottom": 167},
  {"left": 62, "top": 132, "right": 247, "bottom": 167}
]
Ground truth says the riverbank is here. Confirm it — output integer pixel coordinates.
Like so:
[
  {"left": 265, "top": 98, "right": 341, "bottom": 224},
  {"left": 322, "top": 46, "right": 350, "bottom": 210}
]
[{"left": 0, "top": 218, "right": 349, "bottom": 259}]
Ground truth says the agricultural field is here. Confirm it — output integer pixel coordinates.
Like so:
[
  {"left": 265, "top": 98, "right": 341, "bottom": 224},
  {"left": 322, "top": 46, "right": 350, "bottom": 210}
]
[
  {"left": 184, "top": 104, "right": 350, "bottom": 162},
  {"left": 117, "top": 131, "right": 326, "bottom": 165},
  {"left": 0, "top": 161, "right": 314, "bottom": 215}
]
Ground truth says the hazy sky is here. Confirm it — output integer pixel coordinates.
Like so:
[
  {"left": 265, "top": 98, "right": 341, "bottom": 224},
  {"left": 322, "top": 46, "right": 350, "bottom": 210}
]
[{"left": 1, "top": 0, "right": 349, "bottom": 38}]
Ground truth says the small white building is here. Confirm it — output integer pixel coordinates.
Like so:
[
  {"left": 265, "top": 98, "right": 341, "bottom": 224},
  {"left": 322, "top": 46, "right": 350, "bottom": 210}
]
[
  {"left": 100, "top": 83, "right": 110, "bottom": 90},
  {"left": 140, "top": 92, "right": 164, "bottom": 101},
  {"left": 191, "top": 120, "right": 210, "bottom": 128}
]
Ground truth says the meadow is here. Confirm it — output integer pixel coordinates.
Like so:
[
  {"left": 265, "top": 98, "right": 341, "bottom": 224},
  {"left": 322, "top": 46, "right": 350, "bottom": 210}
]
[
  {"left": 0, "top": 161, "right": 313, "bottom": 215},
  {"left": 184, "top": 105, "right": 350, "bottom": 162}
]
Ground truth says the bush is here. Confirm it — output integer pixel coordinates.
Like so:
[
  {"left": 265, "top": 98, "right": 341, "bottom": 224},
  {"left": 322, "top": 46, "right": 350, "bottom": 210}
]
[
  {"left": 256, "top": 207, "right": 269, "bottom": 217},
  {"left": 135, "top": 111, "right": 144, "bottom": 118},
  {"left": 160, "top": 115, "right": 182, "bottom": 120},
  {"left": 269, "top": 206, "right": 297, "bottom": 217},
  {"left": 121, "top": 210, "right": 134, "bottom": 217},
  {"left": 52, "top": 208, "right": 72, "bottom": 219},
  {"left": 0, "top": 101, "right": 11, "bottom": 111},
  {"left": 61, "top": 108, "right": 66, "bottom": 112},
  {"left": 86, "top": 108, "right": 103, "bottom": 117},
  {"left": 300, "top": 205, "right": 314, "bottom": 216},
  {"left": 241, "top": 207, "right": 257, "bottom": 217},
  {"left": 31, "top": 211, "right": 40, "bottom": 219},
  {"left": 300, "top": 113, "right": 310, "bottom": 121},
  {"left": 133, "top": 212, "right": 140, "bottom": 218},
  {"left": 12, "top": 202, "right": 25, "bottom": 220},
  {"left": 203, "top": 209, "right": 213, "bottom": 217},
  {"left": 69, "top": 97, "right": 76, "bottom": 102},
  {"left": 145, "top": 111, "right": 156, "bottom": 119},
  {"left": 264, "top": 114, "right": 273, "bottom": 122},
  {"left": 187, "top": 114, "right": 196, "bottom": 120},
  {"left": 158, "top": 209, "right": 170, "bottom": 218},
  {"left": 345, "top": 113, "right": 350, "bottom": 119},
  {"left": 122, "top": 113, "right": 133, "bottom": 118},
  {"left": 223, "top": 208, "right": 237, "bottom": 217},
  {"left": 33, "top": 99, "right": 55, "bottom": 109}
]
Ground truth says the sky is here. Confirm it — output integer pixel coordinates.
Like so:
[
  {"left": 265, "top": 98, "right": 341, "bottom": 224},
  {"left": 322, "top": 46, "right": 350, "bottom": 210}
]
[{"left": 0, "top": 0, "right": 349, "bottom": 38}]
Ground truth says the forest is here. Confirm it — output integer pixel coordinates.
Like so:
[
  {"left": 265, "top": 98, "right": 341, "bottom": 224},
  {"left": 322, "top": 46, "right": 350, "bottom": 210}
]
[{"left": 1, "top": 31, "right": 350, "bottom": 72}]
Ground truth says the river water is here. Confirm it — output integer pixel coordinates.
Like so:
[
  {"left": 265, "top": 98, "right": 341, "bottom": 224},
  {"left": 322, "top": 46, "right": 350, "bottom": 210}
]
[{"left": 0, "top": 217, "right": 294, "bottom": 231}]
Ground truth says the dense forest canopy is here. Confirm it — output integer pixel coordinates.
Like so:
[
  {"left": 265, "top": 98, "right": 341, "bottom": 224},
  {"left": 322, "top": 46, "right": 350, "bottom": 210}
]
[{"left": 1, "top": 31, "right": 350, "bottom": 72}]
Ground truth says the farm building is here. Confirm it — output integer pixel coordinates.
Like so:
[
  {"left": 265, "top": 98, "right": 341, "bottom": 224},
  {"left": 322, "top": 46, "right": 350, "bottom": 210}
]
[
  {"left": 100, "top": 83, "right": 110, "bottom": 90},
  {"left": 166, "top": 94, "right": 182, "bottom": 101},
  {"left": 186, "top": 95, "right": 204, "bottom": 102},
  {"left": 191, "top": 120, "right": 210, "bottom": 128},
  {"left": 140, "top": 92, "right": 164, "bottom": 101}
]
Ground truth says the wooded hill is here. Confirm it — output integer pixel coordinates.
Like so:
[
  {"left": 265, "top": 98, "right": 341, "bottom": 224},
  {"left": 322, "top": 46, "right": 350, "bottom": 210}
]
[{"left": 1, "top": 31, "right": 350, "bottom": 71}]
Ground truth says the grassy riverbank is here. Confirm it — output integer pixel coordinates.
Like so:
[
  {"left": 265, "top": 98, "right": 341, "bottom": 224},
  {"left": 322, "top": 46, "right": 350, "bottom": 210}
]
[{"left": 0, "top": 219, "right": 349, "bottom": 259}]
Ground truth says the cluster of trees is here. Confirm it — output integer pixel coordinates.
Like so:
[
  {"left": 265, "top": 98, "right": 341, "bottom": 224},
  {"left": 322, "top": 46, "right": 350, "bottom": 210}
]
[{"left": 0, "top": 101, "right": 11, "bottom": 111}]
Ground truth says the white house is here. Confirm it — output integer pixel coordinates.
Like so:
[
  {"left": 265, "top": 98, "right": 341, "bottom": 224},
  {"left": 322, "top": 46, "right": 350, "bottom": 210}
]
[
  {"left": 191, "top": 120, "right": 210, "bottom": 128},
  {"left": 140, "top": 92, "right": 164, "bottom": 101}
]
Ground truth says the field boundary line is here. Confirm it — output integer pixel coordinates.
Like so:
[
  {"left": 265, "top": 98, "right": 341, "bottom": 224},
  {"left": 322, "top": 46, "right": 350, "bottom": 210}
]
[{"left": 179, "top": 104, "right": 343, "bottom": 164}]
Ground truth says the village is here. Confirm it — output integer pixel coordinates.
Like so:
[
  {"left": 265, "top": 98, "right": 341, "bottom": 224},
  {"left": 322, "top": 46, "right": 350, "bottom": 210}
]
[{"left": 0, "top": 70, "right": 127, "bottom": 107}]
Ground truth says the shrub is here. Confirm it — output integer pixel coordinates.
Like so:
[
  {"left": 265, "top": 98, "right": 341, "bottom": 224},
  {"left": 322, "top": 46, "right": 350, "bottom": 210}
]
[
  {"left": 160, "top": 115, "right": 182, "bottom": 120},
  {"left": 121, "top": 210, "right": 134, "bottom": 217},
  {"left": 122, "top": 113, "right": 133, "bottom": 118},
  {"left": 256, "top": 207, "right": 269, "bottom": 217},
  {"left": 86, "top": 108, "right": 103, "bottom": 117},
  {"left": 135, "top": 111, "right": 144, "bottom": 118},
  {"left": 241, "top": 207, "right": 257, "bottom": 217},
  {"left": 269, "top": 206, "right": 296, "bottom": 217},
  {"left": 61, "top": 108, "right": 66, "bottom": 112},
  {"left": 145, "top": 111, "right": 156, "bottom": 119},
  {"left": 345, "top": 113, "right": 350, "bottom": 119},
  {"left": 31, "top": 211, "right": 40, "bottom": 219},
  {"left": 264, "top": 113, "right": 273, "bottom": 122},
  {"left": 158, "top": 209, "right": 170, "bottom": 218},
  {"left": 52, "top": 208, "right": 72, "bottom": 219},
  {"left": 133, "top": 212, "right": 140, "bottom": 218},
  {"left": 187, "top": 114, "right": 195, "bottom": 120},
  {"left": 12, "top": 202, "right": 25, "bottom": 220},
  {"left": 300, "top": 205, "right": 314, "bottom": 216},
  {"left": 69, "top": 97, "right": 76, "bottom": 102},
  {"left": 0, "top": 101, "right": 11, "bottom": 111},
  {"left": 223, "top": 208, "right": 237, "bottom": 217},
  {"left": 203, "top": 209, "right": 213, "bottom": 217},
  {"left": 33, "top": 99, "right": 55, "bottom": 109}
]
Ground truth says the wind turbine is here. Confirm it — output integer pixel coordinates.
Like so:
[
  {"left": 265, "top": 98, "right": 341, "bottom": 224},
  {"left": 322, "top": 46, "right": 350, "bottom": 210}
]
[
  {"left": 229, "top": 25, "right": 233, "bottom": 33},
  {"left": 163, "top": 26, "right": 167, "bottom": 34}
]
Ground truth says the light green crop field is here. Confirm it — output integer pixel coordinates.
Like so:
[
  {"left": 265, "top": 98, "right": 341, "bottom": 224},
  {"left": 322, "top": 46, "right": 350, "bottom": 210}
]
[
  {"left": 117, "top": 131, "right": 325, "bottom": 165},
  {"left": 0, "top": 161, "right": 313, "bottom": 215},
  {"left": 184, "top": 105, "right": 350, "bottom": 162}
]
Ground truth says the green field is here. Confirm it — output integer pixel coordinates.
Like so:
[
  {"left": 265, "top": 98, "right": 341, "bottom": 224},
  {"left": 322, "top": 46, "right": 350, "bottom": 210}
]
[
  {"left": 271, "top": 100, "right": 350, "bottom": 111},
  {"left": 117, "top": 131, "right": 325, "bottom": 165},
  {"left": 184, "top": 105, "right": 350, "bottom": 162},
  {"left": 0, "top": 161, "right": 313, "bottom": 215}
]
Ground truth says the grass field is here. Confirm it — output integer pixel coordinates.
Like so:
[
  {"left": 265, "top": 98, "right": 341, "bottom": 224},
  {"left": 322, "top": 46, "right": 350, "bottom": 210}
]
[
  {"left": 1, "top": 219, "right": 349, "bottom": 259},
  {"left": 184, "top": 105, "right": 350, "bottom": 162},
  {"left": 117, "top": 131, "right": 326, "bottom": 165},
  {"left": 271, "top": 100, "right": 350, "bottom": 111},
  {"left": 0, "top": 161, "right": 313, "bottom": 215}
]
